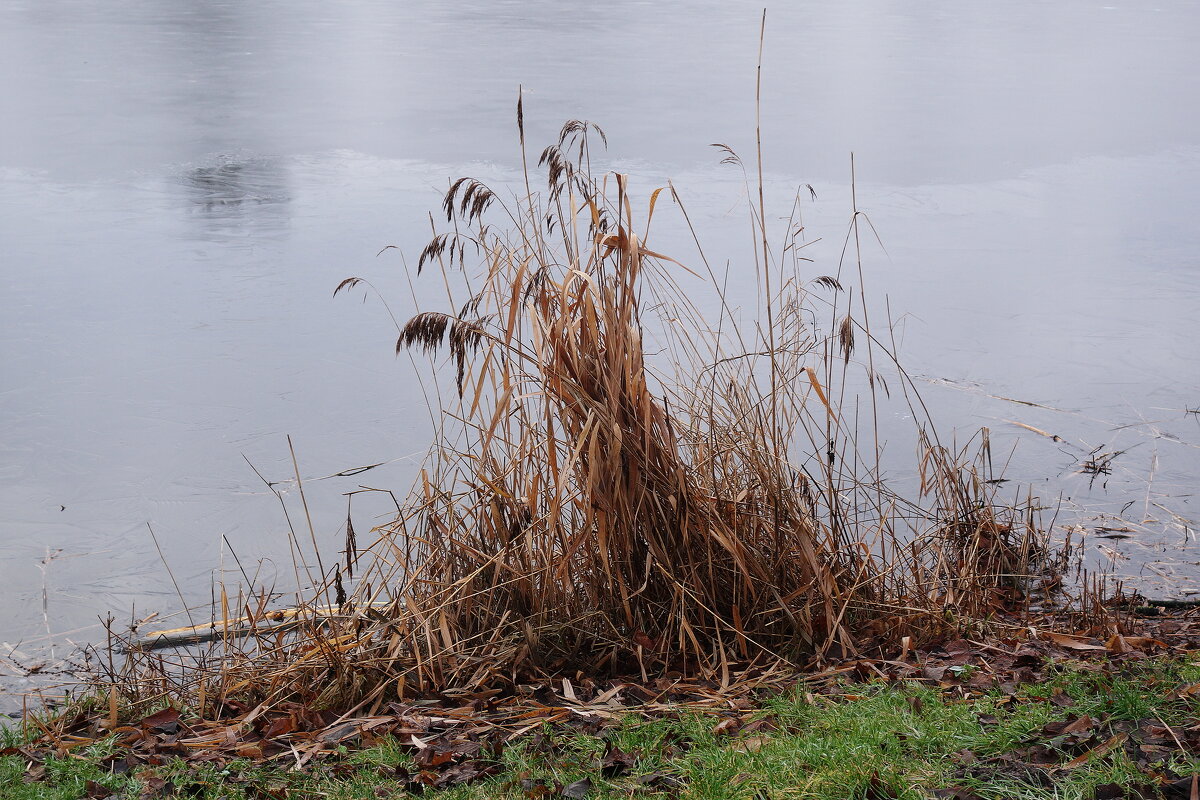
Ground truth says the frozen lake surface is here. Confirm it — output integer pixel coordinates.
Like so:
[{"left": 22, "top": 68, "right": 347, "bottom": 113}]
[{"left": 1, "top": 1, "right": 1198, "bottom": 699}]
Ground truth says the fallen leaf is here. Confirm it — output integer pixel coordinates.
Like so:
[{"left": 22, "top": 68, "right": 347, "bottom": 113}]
[
  {"left": 260, "top": 716, "right": 298, "bottom": 739},
  {"left": 414, "top": 747, "right": 455, "bottom": 769},
  {"left": 233, "top": 742, "right": 264, "bottom": 759},
  {"left": 1060, "top": 733, "right": 1127, "bottom": 769},
  {"left": 1043, "top": 632, "right": 1108, "bottom": 651},
  {"left": 734, "top": 736, "right": 770, "bottom": 753},
  {"left": 712, "top": 717, "right": 741, "bottom": 736},
  {"left": 742, "top": 717, "right": 778, "bottom": 734},
  {"left": 520, "top": 778, "right": 552, "bottom": 800},
  {"left": 1168, "top": 775, "right": 1200, "bottom": 800},
  {"left": 600, "top": 744, "right": 638, "bottom": 777},
  {"left": 1106, "top": 635, "right": 1133, "bottom": 654},
  {"left": 922, "top": 665, "right": 948, "bottom": 681},
  {"left": 434, "top": 761, "right": 498, "bottom": 788},
  {"left": 562, "top": 777, "right": 592, "bottom": 798},
  {"left": 137, "top": 775, "right": 172, "bottom": 799},
  {"left": 864, "top": 771, "right": 901, "bottom": 799},
  {"left": 1061, "top": 715, "right": 1094, "bottom": 735},
  {"left": 316, "top": 720, "right": 364, "bottom": 744},
  {"left": 636, "top": 771, "right": 685, "bottom": 791},
  {"left": 84, "top": 780, "right": 114, "bottom": 799},
  {"left": 138, "top": 708, "right": 182, "bottom": 737},
  {"left": 1123, "top": 636, "right": 1167, "bottom": 651}
]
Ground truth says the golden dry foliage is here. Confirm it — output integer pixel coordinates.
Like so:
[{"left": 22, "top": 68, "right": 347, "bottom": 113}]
[{"left": 99, "top": 110, "right": 1051, "bottom": 717}]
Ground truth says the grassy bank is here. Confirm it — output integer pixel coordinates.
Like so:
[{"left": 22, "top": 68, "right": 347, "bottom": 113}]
[{"left": 6, "top": 649, "right": 1198, "bottom": 799}]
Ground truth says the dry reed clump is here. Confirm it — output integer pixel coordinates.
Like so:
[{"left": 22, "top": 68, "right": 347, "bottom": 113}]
[{"left": 97, "top": 107, "right": 1053, "bottom": 717}]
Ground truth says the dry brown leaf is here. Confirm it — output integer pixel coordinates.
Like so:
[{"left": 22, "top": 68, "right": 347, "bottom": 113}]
[
  {"left": 1123, "top": 636, "right": 1167, "bottom": 650},
  {"left": 1043, "top": 632, "right": 1108, "bottom": 651},
  {"left": 1061, "top": 715, "right": 1094, "bottom": 735},
  {"left": 1106, "top": 635, "right": 1133, "bottom": 654},
  {"left": 1060, "top": 733, "right": 1127, "bottom": 769},
  {"left": 805, "top": 367, "right": 837, "bottom": 422},
  {"left": 1106, "top": 634, "right": 1167, "bottom": 653},
  {"left": 733, "top": 736, "right": 770, "bottom": 753},
  {"left": 712, "top": 718, "right": 740, "bottom": 736}
]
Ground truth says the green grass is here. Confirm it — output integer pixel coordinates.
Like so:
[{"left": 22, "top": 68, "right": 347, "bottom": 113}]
[{"left": 3, "top": 657, "right": 1198, "bottom": 800}]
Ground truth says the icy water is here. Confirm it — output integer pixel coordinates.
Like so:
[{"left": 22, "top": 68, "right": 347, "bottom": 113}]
[{"left": 2, "top": 1, "right": 1198, "bottom": 698}]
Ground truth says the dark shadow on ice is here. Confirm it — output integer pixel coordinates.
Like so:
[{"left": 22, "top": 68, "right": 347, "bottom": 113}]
[{"left": 181, "top": 156, "right": 291, "bottom": 239}]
